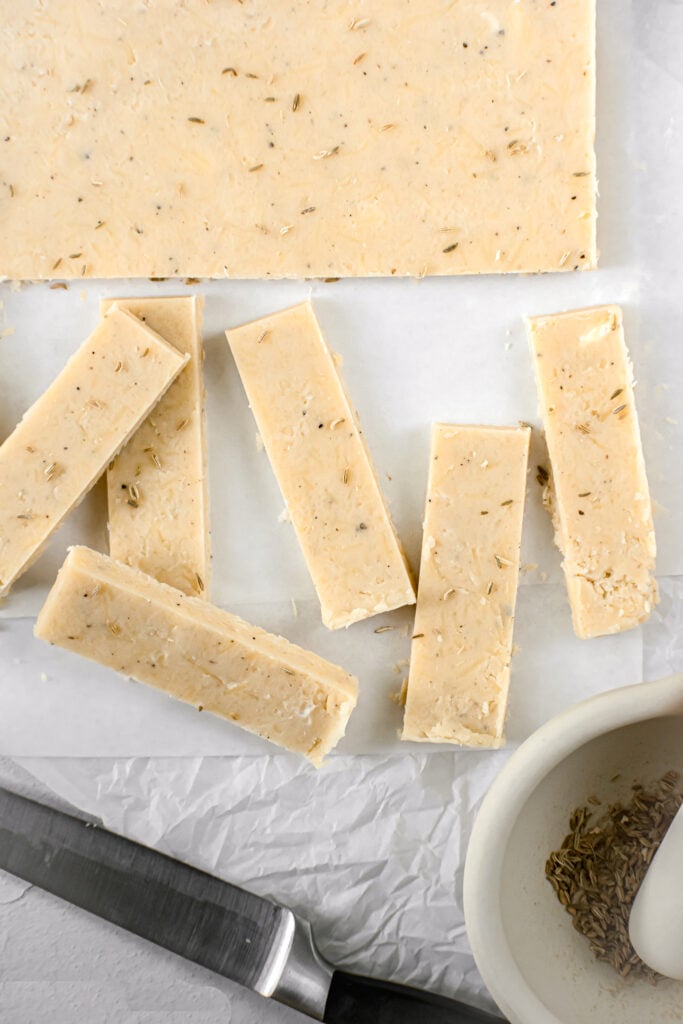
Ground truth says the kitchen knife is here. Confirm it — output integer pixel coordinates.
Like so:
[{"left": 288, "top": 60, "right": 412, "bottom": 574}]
[{"left": 0, "top": 786, "right": 504, "bottom": 1022}]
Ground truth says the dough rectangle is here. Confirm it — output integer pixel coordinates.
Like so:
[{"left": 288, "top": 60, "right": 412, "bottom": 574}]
[
  {"left": 102, "top": 296, "right": 210, "bottom": 599},
  {"left": 35, "top": 546, "right": 358, "bottom": 765},
  {"left": 0, "top": 306, "right": 188, "bottom": 599},
  {"left": 402, "top": 424, "right": 529, "bottom": 747},
  {"left": 0, "top": 0, "right": 596, "bottom": 279},
  {"left": 227, "top": 302, "right": 415, "bottom": 629},
  {"left": 527, "top": 305, "right": 657, "bottom": 638}
]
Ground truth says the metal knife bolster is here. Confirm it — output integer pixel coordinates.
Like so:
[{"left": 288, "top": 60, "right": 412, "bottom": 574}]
[{"left": 270, "top": 915, "right": 334, "bottom": 1020}]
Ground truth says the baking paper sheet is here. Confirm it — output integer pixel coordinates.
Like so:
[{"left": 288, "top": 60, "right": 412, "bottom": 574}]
[
  {"left": 0, "top": 0, "right": 682, "bottom": 763},
  {"left": 1, "top": 4, "right": 683, "bottom": 1022},
  {"left": 1, "top": 751, "right": 510, "bottom": 1022},
  {"left": 1, "top": 0, "right": 682, "bottom": 760}
]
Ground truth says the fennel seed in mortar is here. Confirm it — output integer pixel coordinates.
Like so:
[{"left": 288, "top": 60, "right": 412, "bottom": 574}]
[{"left": 546, "top": 770, "right": 682, "bottom": 982}]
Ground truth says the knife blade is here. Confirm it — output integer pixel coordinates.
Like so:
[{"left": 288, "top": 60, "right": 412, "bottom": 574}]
[{"left": 0, "top": 786, "right": 504, "bottom": 1023}]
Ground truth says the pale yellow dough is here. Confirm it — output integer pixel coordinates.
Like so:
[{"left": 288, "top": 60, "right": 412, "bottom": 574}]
[
  {"left": 1, "top": 0, "right": 595, "bottom": 279},
  {"left": 527, "top": 305, "right": 657, "bottom": 639},
  {"left": 402, "top": 424, "right": 529, "bottom": 748},
  {"left": 0, "top": 306, "right": 187, "bottom": 599},
  {"left": 103, "top": 297, "right": 210, "bottom": 599},
  {"left": 227, "top": 302, "right": 415, "bottom": 630},
  {"left": 35, "top": 547, "right": 358, "bottom": 766}
]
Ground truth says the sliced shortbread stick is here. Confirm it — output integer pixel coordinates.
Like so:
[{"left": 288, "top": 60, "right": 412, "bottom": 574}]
[
  {"left": 0, "top": 306, "right": 187, "bottom": 598},
  {"left": 35, "top": 546, "right": 358, "bottom": 766},
  {"left": 103, "top": 296, "right": 210, "bottom": 598},
  {"left": 402, "top": 424, "right": 529, "bottom": 748},
  {"left": 227, "top": 302, "right": 415, "bottom": 629}
]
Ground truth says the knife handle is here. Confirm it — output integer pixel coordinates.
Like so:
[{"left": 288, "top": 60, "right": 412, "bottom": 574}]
[{"left": 323, "top": 970, "right": 505, "bottom": 1023}]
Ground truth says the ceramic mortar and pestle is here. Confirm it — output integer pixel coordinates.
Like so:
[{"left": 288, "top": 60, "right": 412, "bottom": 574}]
[{"left": 463, "top": 674, "right": 683, "bottom": 1024}]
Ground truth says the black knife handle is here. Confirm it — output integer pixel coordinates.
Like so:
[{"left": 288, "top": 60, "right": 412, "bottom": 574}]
[{"left": 323, "top": 970, "right": 506, "bottom": 1023}]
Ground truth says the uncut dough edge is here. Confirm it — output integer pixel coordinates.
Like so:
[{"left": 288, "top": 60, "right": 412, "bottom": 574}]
[
  {"left": 102, "top": 296, "right": 211, "bottom": 599},
  {"left": 0, "top": 305, "right": 188, "bottom": 599},
  {"left": 526, "top": 304, "right": 657, "bottom": 639},
  {"left": 34, "top": 546, "right": 358, "bottom": 766},
  {"left": 226, "top": 301, "right": 415, "bottom": 629},
  {"left": 402, "top": 423, "right": 530, "bottom": 748},
  {"left": 0, "top": 1, "right": 596, "bottom": 279}
]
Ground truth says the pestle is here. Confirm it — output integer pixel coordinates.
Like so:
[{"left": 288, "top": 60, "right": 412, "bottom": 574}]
[{"left": 629, "top": 802, "right": 683, "bottom": 981}]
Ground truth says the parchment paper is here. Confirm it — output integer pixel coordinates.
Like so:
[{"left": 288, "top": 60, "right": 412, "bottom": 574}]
[
  {"left": 1, "top": 2, "right": 682, "bottom": 761},
  {"left": 1, "top": 3, "right": 683, "bottom": 1021},
  {"left": 0, "top": 0, "right": 680, "bottom": 763}
]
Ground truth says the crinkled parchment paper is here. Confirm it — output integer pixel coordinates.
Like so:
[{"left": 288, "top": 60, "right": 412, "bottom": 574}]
[{"left": 2, "top": 582, "right": 683, "bottom": 1023}]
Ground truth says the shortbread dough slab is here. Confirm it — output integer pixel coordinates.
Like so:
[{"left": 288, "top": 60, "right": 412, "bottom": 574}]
[{"left": 0, "top": 0, "right": 596, "bottom": 280}]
